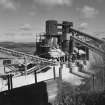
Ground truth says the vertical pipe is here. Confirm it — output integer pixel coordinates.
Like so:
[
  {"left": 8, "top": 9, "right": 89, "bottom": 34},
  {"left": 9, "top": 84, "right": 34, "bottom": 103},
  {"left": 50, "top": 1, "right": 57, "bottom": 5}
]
[
  {"left": 58, "top": 63, "right": 63, "bottom": 94},
  {"left": 24, "top": 57, "right": 27, "bottom": 77},
  {"left": 40, "top": 34, "right": 41, "bottom": 41},
  {"left": 59, "top": 65, "right": 61, "bottom": 80},
  {"left": 78, "top": 46, "right": 79, "bottom": 60},
  {"left": 53, "top": 66, "right": 56, "bottom": 80},
  {"left": 103, "top": 69, "right": 104, "bottom": 90},
  {"left": 34, "top": 70, "right": 37, "bottom": 83},
  {"left": 7, "top": 75, "right": 10, "bottom": 91},
  {"left": 92, "top": 74, "right": 95, "bottom": 91},
  {"left": 64, "top": 55, "right": 65, "bottom": 63},
  {"left": 10, "top": 74, "right": 13, "bottom": 89},
  {"left": 4, "top": 65, "right": 6, "bottom": 73},
  {"left": 59, "top": 63, "right": 63, "bottom": 80},
  {"left": 85, "top": 46, "right": 86, "bottom": 60}
]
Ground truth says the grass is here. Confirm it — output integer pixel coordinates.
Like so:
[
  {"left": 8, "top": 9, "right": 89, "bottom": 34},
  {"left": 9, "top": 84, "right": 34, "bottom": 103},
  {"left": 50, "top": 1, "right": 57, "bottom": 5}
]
[
  {"left": 54, "top": 81, "right": 105, "bottom": 105},
  {"left": 53, "top": 43, "right": 105, "bottom": 105}
]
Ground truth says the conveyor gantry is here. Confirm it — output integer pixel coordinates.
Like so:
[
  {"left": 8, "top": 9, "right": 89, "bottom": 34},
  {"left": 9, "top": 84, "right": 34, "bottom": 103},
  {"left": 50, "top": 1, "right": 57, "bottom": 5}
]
[
  {"left": 0, "top": 46, "right": 57, "bottom": 78},
  {"left": 69, "top": 28, "right": 105, "bottom": 44},
  {"left": 68, "top": 27, "right": 105, "bottom": 56},
  {"left": 0, "top": 46, "right": 56, "bottom": 65},
  {"left": 71, "top": 36, "right": 105, "bottom": 56}
]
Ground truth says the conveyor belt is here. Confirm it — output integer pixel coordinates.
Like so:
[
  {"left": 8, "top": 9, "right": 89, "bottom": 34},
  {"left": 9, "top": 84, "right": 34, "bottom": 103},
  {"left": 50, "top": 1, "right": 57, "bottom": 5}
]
[
  {"left": 0, "top": 46, "right": 56, "bottom": 65},
  {"left": 0, "top": 46, "right": 57, "bottom": 78},
  {"left": 71, "top": 36, "right": 105, "bottom": 56},
  {"left": 70, "top": 28, "right": 105, "bottom": 44}
]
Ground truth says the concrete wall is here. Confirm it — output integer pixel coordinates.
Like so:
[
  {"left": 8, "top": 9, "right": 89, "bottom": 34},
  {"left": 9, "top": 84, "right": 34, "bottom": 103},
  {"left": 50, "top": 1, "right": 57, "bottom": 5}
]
[{"left": 0, "top": 82, "right": 49, "bottom": 105}]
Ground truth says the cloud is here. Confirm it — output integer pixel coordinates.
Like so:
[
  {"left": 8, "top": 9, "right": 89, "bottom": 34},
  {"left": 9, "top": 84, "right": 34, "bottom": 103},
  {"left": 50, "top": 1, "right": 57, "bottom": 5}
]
[
  {"left": 34, "top": 0, "right": 72, "bottom": 7},
  {"left": 5, "top": 32, "right": 15, "bottom": 36},
  {"left": 78, "top": 22, "right": 88, "bottom": 31},
  {"left": 20, "top": 24, "right": 32, "bottom": 31},
  {"left": 78, "top": 6, "right": 99, "bottom": 18},
  {"left": 0, "top": 0, "right": 16, "bottom": 10},
  {"left": 93, "top": 31, "right": 105, "bottom": 38},
  {"left": 97, "top": 0, "right": 103, "bottom": 2},
  {"left": 29, "top": 11, "right": 36, "bottom": 16}
]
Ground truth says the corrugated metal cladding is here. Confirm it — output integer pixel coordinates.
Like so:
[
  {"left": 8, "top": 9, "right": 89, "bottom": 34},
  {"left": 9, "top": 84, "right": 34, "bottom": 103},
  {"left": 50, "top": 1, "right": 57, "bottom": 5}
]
[{"left": 46, "top": 20, "right": 58, "bottom": 36}]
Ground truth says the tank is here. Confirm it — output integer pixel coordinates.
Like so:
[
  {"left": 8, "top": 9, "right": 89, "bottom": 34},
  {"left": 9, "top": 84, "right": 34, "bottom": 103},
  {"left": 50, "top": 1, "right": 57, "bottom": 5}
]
[
  {"left": 62, "top": 21, "right": 73, "bottom": 28},
  {"left": 62, "top": 21, "right": 73, "bottom": 40},
  {"left": 46, "top": 20, "right": 58, "bottom": 36}
]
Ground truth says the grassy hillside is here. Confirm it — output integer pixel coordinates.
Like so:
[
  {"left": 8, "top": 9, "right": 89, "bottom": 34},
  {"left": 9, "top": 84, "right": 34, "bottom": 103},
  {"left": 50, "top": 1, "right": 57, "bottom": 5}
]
[
  {"left": 0, "top": 42, "right": 36, "bottom": 55},
  {"left": 54, "top": 81, "right": 105, "bottom": 105}
]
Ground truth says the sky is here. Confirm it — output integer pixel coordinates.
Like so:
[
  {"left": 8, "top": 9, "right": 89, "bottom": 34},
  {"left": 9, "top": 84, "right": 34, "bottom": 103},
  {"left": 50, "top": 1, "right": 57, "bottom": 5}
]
[{"left": 0, "top": 0, "right": 105, "bottom": 42}]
